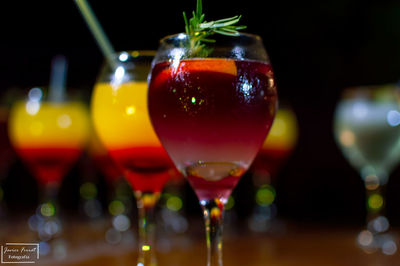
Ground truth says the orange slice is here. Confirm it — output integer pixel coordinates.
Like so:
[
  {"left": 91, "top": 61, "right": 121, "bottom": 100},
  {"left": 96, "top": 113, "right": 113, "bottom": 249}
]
[
  {"left": 151, "top": 59, "right": 237, "bottom": 89},
  {"left": 177, "top": 58, "right": 237, "bottom": 76}
]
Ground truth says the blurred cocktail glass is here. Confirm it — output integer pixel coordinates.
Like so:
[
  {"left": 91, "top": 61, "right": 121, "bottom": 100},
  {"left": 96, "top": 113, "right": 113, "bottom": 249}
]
[
  {"left": 248, "top": 105, "right": 298, "bottom": 232},
  {"left": 8, "top": 86, "right": 90, "bottom": 255},
  {"left": 334, "top": 85, "right": 400, "bottom": 255},
  {"left": 91, "top": 50, "right": 176, "bottom": 265}
]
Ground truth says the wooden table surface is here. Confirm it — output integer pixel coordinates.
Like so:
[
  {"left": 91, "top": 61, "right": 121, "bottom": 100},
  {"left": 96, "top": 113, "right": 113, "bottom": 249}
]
[{"left": 1, "top": 218, "right": 400, "bottom": 266}]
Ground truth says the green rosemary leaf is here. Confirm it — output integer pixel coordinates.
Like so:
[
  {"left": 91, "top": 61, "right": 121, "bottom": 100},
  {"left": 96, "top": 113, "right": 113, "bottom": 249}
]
[
  {"left": 199, "top": 14, "right": 205, "bottom": 23},
  {"left": 182, "top": 0, "right": 246, "bottom": 56},
  {"left": 196, "top": 0, "right": 202, "bottom": 20},
  {"left": 183, "top": 12, "right": 189, "bottom": 33},
  {"left": 212, "top": 18, "right": 242, "bottom": 28},
  {"left": 212, "top": 16, "right": 241, "bottom": 24},
  {"left": 235, "top": 25, "right": 247, "bottom": 30},
  {"left": 219, "top": 27, "right": 240, "bottom": 33},
  {"left": 213, "top": 29, "right": 240, "bottom": 36},
  {"left": 201, "top": 38, "right": 217, "bottom": 43}
]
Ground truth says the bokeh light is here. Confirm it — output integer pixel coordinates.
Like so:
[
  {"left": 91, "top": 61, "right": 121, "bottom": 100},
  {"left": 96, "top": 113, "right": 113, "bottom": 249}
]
[
  {"left": 364, "top": 175, "right": 380, "bottom": 190},
  {"left": 125, "top": 106, "right": 136, "bottom": 115},
  {"left": 255, "top": 185, "right": 276, "bottom": 206},
  {"left": 382, "top": 239, "right": 397, "bottom": 255},
  {"left": 368, "top": 194, "right": 384, "bottom": 211},
  {"left": 339, "top": 130, "right": 355, "bottom": 147},
  {"left": 386, "top": 110, "right": 400, "bottom": 127},
  {"left": 108, "top": 200, "right": 125, "bottom": 216},
  {"left": 105, "top": 228, "right": 122, "bottom": 245},
  {"left": 369, "top": 216, "right": 389, "bottom": 233},
  {"left": 225, "top": 196, "right": 235, "bottom": 211},
  {"left": 166, "top": 196, "right": 183, "bottom": 212},
  {"left": 40, "top": 202, "right": 56, "bottom": 217},
  {"left": 357, "top": 230, "right": 373, "bottom": 247},
  {"left": 80, "top": 182, "right": 98, "bottom": 200},
  {"left": 57, "top": 114, "right": 72, "bottom": 129},
  {"left": 119, "top": 52, "right": 129, "bottom": 62},
  {"left": 83, "top": 199, "right": 102, "bottom": 218},
  {"left": 112, "top": 214, "right": 131, "bottom": 232}
]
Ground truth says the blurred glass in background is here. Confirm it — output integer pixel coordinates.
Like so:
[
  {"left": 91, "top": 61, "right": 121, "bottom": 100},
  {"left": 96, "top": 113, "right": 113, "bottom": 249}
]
[
  {"left": 7, "top": 56, "right": 90, "bottom": 259},
  {"left": 334, "top": 84, "right": 400, "bottom": 255}
]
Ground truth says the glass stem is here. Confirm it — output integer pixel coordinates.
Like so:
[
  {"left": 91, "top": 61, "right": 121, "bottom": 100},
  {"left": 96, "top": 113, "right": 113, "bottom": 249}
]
[
  {"left": 41, "top": 183, "right": 59, "bottom": 204},
  {"left": 364, "top": 175, "right": 388, "bottom": 234},
  {"left": 135, "top": 192, "right": 159, "bottom": 266},
  {"left": 39, "top": 183, "right": 60, "bottom": 218},
  {"left": 201, "top": 198, "right": 225, "bottom": 266},
  {"left": 36, "top": 183, "right": 61, "bottom": 242}
]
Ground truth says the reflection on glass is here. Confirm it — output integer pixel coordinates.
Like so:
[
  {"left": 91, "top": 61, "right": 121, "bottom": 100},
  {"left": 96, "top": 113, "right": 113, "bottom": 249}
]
[
  {"left": 8, "top": 87, "right": 90, "bottom": 257},
  {"left": 248, "top": 105, "right": 298, "bottom": 232},
  {"left": 334, "top": 85, "right": 400, "bottom": 255}
]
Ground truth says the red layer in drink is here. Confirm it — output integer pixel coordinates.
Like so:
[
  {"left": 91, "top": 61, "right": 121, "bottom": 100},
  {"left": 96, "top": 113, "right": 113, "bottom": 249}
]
[
  {"left": 109, "top": 146, "right": 174, "bottom": 193},
  {"left": 91, "top": 153, "right": 122, "bottom": 183},
  {"left": 187, "top": 175, "right": 241, "bottom": 203},
  {"left": 17, "top": 147, "right": 82, "bottom": 185}
]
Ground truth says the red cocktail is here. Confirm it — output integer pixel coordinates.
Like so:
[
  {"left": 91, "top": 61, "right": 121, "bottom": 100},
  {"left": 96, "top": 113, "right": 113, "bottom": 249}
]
[
  {"left": 150, "top": 59, "right": 276, "bottom": 202},
  {"left": 148, "top": 32, "right": 277, "bottom": 265}
]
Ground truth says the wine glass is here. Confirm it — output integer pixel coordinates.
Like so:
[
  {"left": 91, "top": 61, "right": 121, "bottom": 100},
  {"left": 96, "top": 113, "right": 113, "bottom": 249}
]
[
  {"left": 334, "top": 85, "right": 400, "bottom": 255},
  {"left": 248, "top": 104, "right": 298, "bottom": 232},
  {"left": 8, "top": 87, "right": 90, "bottom": 255},
  {"left": 148, "top": 33, "right": 278, "bottom": 265},
  {"left": 91, "top": 50, "right": 176, "bottom": 265}
]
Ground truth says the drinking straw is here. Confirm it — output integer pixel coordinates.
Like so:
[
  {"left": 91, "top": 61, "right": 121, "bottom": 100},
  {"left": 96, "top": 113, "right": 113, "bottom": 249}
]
[
  {"left": 48, "top": 55, "right": 68, "bottom": 102},
  {"left": 74, "top": 0, "right": 118, "bottom": 69}
]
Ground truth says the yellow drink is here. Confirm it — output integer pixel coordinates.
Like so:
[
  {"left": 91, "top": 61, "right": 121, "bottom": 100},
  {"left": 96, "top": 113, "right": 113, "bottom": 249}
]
[
  {"left": 91, "top": 81, "right": 172, "bottom": 192},
  {"left": 10, "top": 101, "right": 89, "bottom": 148},
  {"left": 252, "top": 107, "right": 298, "bottom": 178},
  {"left": 261, "top": 108, "right": 298, "bottom": 152},
  {"left": 92, "top": 81, "right": 161, "bottom": 149},
  {"left": 9, "top": 101, "right": 90, "bottom": 184}
]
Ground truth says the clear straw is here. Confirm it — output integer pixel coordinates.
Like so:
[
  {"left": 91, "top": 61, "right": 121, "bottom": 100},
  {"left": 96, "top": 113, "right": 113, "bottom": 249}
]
[
  {"left": 74, "top": 0, "right": 118, "bottom": 69},
  {"left": 49, "top": 55, "right": 68, "bottom": 102}
]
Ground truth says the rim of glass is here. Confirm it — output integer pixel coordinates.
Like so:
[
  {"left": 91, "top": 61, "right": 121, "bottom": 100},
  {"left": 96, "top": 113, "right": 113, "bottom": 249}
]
[{"left": 159, "top": 32, "right": 262, "bottom": 44}]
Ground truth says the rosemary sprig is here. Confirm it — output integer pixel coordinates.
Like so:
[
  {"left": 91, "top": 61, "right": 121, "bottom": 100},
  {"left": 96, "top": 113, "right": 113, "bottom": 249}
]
[{"left": 183, "top": 0, "right": 246, "bottom": 56}]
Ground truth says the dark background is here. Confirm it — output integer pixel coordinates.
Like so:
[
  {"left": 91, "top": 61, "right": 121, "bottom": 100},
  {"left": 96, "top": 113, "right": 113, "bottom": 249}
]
[{"left": 2, "top": 0, "right": 400, "bottom": 226}]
